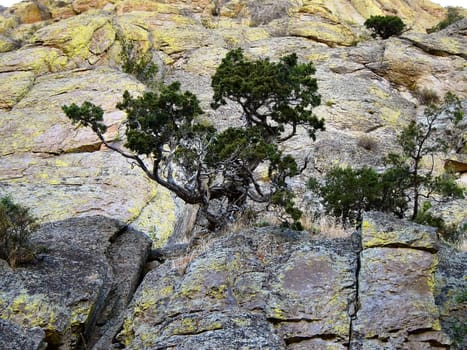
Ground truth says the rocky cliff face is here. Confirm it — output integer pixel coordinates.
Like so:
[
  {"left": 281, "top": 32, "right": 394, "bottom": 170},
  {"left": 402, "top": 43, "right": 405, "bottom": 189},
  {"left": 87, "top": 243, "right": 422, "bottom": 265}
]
[
  {"left": 0, "top": 213, "right": 465, "bottom": 349},
  {"left": 0, "top": 0, "right": 465, "bottom": 240},
  {"left": 0, "top": 1, "right": 466, "bottom": 349}
]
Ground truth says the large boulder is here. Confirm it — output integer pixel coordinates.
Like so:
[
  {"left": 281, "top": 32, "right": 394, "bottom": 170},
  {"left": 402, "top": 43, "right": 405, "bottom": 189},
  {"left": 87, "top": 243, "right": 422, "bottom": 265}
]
[
  {"left": 351, "top": 212, "right": 453, "bottom": 349},
  {"left": 0, "top": 216, "right": 151, "bottom": 349},
  {"left": 31, "top": 12, "right": 115, "bottom": 63},
  {"left": 116, "top": 228, "right": 358, "bottom": 349}
]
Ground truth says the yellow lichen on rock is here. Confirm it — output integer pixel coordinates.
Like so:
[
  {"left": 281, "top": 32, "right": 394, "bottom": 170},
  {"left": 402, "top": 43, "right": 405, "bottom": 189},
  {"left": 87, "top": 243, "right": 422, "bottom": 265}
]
[
  {"left": 0, "top": 47, "right": 74, "bottom": 75},
  {"left": 151, "top": 24, "right": 212, "bottom": 55},
  {"left": 2, "top": 294, "right": 60, "bottom": 332},
  {"left": 131, "top": 184, "right": 177, "bottom": 247},
  {"left": 289, "top": 19, "right": 356, "bottom": 46},
  {"left": 116, "top": 0, "right": 181, "bottom": 15},
  {"left": 0, "top": 15, "right": 19, "bottom": 35},
  {"left": 380, "top": 106, "right": 403, "bottom": 129},
  {"left": 0, "top": 71, "right": 34, "bottom": 109},
  {"left": 32, "top": 13, "right": 110, "bottom": 60}
]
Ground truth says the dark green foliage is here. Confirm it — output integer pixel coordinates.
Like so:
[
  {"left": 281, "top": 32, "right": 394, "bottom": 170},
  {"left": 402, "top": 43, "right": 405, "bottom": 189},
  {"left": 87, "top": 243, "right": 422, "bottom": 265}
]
[
  {"left": 211, "top": 48, "right": 324, "bottom": 141},
  {"left": 64, "top": 49, "right": 323, "bottom": 230},
  {"left": 0, "top": 196, "right": 38, "bottom": 267},
  {"left": 427, "top": 7, "right": 464, "bottom": 33},
  {"left": 415, "top": 200, "right": 465, "bottom": 246},
  {"left": 62, "top": 101, "right": 107, "bottom": 135},
  {"left": 309, "top": 166, "right": 395, "bottom": 225},
  {"left": 377, "top": 166, "right": 410, "bottom": 218},
  {"left": 415, "top": 201, "right": 445, "bottom": 229},
  {"left": 120, "top": 38, "right": 159, "bottom": 89},
  {"left": 118, "top": 82, "right": 206, "bottom": 158},
  {"left": 364, "top": 15, "right": 406, "bottom": 39}
]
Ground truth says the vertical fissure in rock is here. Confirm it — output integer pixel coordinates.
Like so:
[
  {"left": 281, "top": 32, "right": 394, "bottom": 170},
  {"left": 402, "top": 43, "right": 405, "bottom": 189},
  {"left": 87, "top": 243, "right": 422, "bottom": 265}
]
[
  {"left": 87, "top": 224, "right": 152, "bottom": 350},
  {"left": 348, "top": 229, "right": 362, "bottom": 349}
]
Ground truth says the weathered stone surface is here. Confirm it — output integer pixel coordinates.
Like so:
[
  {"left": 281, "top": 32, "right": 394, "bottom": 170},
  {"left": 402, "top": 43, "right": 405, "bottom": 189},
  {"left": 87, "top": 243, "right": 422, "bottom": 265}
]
[
  {"left": 32, "top": 12, "right": 113, "bottom": 61},
  {"left": 116, "top": 228, "right": 357, "bottom": 349},
  {"left": 289, "top": 4, "right": 356, "bottom": 47},
  {"left": 72, "top": 0, "right": 111, "bottom": 14},
  {"left": 347, "top": 0, "right": 444, "bottom": 32},
  {"left": 0, "top": 46, "right": 74, "bottom": 75},
  {"left": 0, "top": 64, "right": 185, "bottom": 239},
  {"left": 0, "top": 0, "right": 463, "bottom": 238},
  {"left": 351, "top": 212, "right": 452, "bottom": 349},
  {"left": 0, "top": 66, "right": 143, "bottom": 155},
  {"left": 0, "top": 319, "right": 46, "bottom": 350},
  {"left": 403, "top": 18, "right": 467, "bottom": 59},
  {"left": 0, "top": 13, "right": 18, "bottom": 35},
  {"left": 354, "top": 248, "right": 440, "bottom": 339},
  {"left": 0, "top": 34, "right": 16, "bottom": 52},
  {"left": 9, "top": 1, "right": 50, "bottom": 24},
  {"left": 0, "top": 70, "right": 34, "bottom": 109},
  {"left": 435, "top": 245, "right": 467, "bottom": 350},
  {"left": 0, "top": 216, "right": 151, "bottom": 349},
  {"left": 0, "top": 151, "right": 179, "bottom": 242},
  {"left": 375, "top": 37, "right": 465, "bottom": 96},
  {"left": 361, "top": 211, "right": 439, "bottom": 251},
  {"left": 0, "top": 3, "right": 465, "bottom": 347}
]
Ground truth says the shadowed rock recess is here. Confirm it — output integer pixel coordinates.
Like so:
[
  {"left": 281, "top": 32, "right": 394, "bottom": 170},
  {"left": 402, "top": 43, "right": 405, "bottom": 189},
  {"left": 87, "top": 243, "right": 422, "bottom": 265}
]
[{"left": 0, "top": 0, "right": 466, "bottom": 349}]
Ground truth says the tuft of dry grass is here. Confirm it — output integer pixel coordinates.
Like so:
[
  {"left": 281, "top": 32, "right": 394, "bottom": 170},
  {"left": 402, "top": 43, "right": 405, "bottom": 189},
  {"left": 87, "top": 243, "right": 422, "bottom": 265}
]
[
  {"left": 357, "top": 134, "right": 378, "bottom": 151},
  {"left": 171, "top": 232, "right": 219, "bottom": 274},
  {"left": 302, "top": 215, "right": 351, "bottom": 239},
  {"left": 415, "top": 88, "right": 440, "bottom": 106}
]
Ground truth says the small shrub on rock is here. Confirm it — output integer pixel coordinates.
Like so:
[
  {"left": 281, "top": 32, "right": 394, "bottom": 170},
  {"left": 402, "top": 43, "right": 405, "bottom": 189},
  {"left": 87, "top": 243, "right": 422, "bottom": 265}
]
[
  {"left": 364, "top": 15, "right": 406, "bottom": 39},
  {"left": 0, "top": 196, "right": 38, "bottom": 267},
  {"left": 119, "top": 38, "right": 159, "bottom": 89}
]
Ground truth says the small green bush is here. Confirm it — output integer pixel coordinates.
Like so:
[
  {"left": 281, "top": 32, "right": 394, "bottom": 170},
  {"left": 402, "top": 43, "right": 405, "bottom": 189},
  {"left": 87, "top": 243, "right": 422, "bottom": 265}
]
[
  {"left": 0, "top": 196, "right": 38, "bottom": 267},
  {"left": 120, "top": 38, "right": 158, "bottom": 89},
  {"left": 364, "top": 15, "right": 405, "bottom": 39},
  {"left": 309, "top": 166, "right": 384, "bottom": 225}
]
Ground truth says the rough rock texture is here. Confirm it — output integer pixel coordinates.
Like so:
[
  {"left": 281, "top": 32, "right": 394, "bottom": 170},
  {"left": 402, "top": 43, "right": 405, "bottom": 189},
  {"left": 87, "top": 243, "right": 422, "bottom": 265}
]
[
  {"left": 0, "top": 2, "right": 465, "bottom": 347},
  {"left": 0, "top": 215, "right": 465, "bottom": 349},
  {"left": 0, "top": 1, "right": 464, "bottom": 238},
  {"left": 435, "top": 246, "right": 467, "bottom": 350},
  {"left": 351, "top": 212, "right": 452, "bottom": 349},
  {"left": 107, "top": 212, "right": 465, "bottom": 349},
  {"left": 0, "top": 65, "right": 182, "bottom": 243},
  {"left": 0, "top": 319, "right": 46, "bottom": 350},
  {"left": 117, "top": 228, "right": 358, "bottom": 349},
  {"left": 0, "top": 216, "right": 151, "bottom": 349}
]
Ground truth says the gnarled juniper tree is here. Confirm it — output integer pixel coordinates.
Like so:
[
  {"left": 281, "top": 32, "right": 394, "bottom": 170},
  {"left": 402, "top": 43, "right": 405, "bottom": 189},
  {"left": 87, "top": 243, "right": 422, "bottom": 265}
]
[{"left": 63, "top": 49, "right": 324, "bottom": 230}]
